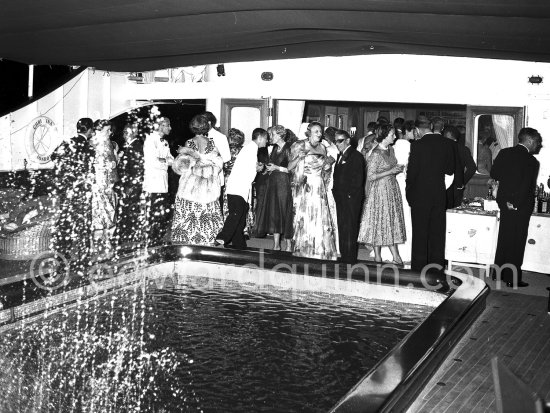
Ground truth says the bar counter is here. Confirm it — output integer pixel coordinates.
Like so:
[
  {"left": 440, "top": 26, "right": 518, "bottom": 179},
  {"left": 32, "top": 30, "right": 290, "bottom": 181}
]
[{"left": 446, "top": 208, "right": 550, "bottom": 274}]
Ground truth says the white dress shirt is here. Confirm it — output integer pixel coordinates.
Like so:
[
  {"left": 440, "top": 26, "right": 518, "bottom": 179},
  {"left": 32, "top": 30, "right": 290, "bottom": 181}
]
[
  {"left": 143, "top": 131, "right": 173, "bottom": 193},
  {"left": 393, "top": 139, "right": 410, "bottom": 167},
  {"left": 225, "top": 140, "right": 258, "bottom": 202}
]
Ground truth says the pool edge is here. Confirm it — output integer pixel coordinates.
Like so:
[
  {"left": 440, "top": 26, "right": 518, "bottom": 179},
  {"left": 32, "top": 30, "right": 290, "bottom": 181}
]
[{"left": 0, "top": 244, "right": 489, "bottom": 412}]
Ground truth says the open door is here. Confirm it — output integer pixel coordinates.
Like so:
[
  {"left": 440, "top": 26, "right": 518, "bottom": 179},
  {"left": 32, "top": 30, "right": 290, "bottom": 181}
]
[
  {"left": 220, "top": 98, "right": 269, "bottom": 141},
  {"left": 464, "top": 105, "right": 524, "bottom": 199}
]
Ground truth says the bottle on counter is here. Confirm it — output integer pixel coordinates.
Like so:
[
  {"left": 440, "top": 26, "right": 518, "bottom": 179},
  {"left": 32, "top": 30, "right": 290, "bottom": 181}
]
[
  {"left": 543, "top": 191, "right": 549, "bottom": 214},
  {"left": 537, "top": 184, "right": 545, "bottom": 213},
  {"left": 487, "top": 185, "right": 494, "bottom": 200},
  {"left": 534, "top": 185, "right": 539, "bottom": 214}
]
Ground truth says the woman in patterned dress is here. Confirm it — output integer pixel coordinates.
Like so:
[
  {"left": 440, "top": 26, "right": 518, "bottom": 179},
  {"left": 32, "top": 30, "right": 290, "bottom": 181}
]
[
  {"left": 255, "top": 125, "right": 294, "bottom": 251},
  {"left": 171, "top": 114, "right": 223, "bottom": 245},
  {"left": 357, "top": 124, "right": 406, "bottom": 264},
  {"left": 91, "top": 119, "right": 119, "bottom": 254},
  {"left": 289, "top": 122, "right": 337, "bottom": 260}
]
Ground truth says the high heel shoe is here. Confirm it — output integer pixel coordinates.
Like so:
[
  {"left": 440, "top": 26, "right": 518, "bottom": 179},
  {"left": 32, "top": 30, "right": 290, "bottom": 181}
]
[{"left": 392, "top": 259, "right": 404, "bottom": 266}]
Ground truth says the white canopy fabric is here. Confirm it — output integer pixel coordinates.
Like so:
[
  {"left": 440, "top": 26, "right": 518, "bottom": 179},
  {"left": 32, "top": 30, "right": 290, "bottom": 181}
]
[{"left": 1, "top": 1, "right": 550, "bottom": 71}]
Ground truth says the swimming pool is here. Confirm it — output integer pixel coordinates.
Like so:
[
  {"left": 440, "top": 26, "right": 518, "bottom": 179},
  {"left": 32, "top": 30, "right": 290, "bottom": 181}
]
[{"left": 0, "top": 245, "right": 488, "bottom": 412}]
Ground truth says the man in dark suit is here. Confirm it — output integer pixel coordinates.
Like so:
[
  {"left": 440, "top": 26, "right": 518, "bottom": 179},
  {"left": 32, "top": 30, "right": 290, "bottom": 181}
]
[
  {"left": 406, "top": 116, "right": 456, "bottom": 272},
  {"left": 491, "top": 127, "right": 542, "bottom": 288},
  {"left": 51, "top": 117, "right": 95, "bottom": 277},
  {"left": 443, "top": 125, "right": 477, "bottom": 208},
  {"left": 332, "top": 130, "right": 365, "bottom": 263},
  {"left": 114, "top": 121, "right": 145, "bottom": 250}
]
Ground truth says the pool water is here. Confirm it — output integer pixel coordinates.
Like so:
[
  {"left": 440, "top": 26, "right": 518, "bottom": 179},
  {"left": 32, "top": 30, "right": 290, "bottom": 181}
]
[{"left": 0, "top": 276, "right": 432, "bottom": 412}]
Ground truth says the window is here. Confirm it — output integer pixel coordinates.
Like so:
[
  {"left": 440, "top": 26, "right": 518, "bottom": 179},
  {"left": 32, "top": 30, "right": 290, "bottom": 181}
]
[
  {"left": 474, "top": 114, "right": 515, "bottom": 175},
  {"left": 220, "top": 99, "right": 269, "bottom": 141},
  {"left": 465, "top": 106, "right": 524, "bottom": 198}
]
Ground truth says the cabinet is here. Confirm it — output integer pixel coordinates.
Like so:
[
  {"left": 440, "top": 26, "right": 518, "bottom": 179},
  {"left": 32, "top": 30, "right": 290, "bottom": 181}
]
[
  {"left": 445, "top": 210, "right": 499, "bottom": 274},
  {"left": 323, "top": 106, "right": 349, "bottom": 130},
  {"left": 445, "top": 210, "right": 550, "bottom": 275},
  {"left": 523, "top": 214, "right": 550, "bottom": 274},
  {"left": 304, "top": 104, "right": 352, "bottom": 131}
]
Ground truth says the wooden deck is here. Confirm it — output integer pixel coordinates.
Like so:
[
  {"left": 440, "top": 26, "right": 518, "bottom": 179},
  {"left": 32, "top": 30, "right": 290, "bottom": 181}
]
[{"left": 408, "top": 290, "right": 550, "bottom": 412}]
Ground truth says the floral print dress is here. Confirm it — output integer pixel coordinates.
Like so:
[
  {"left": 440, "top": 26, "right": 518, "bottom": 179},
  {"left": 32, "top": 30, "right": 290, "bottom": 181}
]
[
  {"left": 290, "top": 140, "right": 337, "bottom": 260},
  {"left": 171, "top": 138, "right": 223, "bottom": 245},
  {"left": 357, "top": 146, "right": 406, "bottom": 246}
]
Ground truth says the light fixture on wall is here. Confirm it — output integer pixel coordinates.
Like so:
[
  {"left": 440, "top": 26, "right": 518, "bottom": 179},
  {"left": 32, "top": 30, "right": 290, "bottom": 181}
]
[
  {"left": 261, "top": 71, "right": 273, "bottom": 81},
  {"left": 217, "top": 64, "right": 225, "bottom": 77},
  {"left": 528, "top": 75, "right": 543, "bottom": 84}
]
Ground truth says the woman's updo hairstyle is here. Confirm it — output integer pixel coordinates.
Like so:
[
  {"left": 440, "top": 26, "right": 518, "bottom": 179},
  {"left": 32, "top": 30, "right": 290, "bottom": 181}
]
[
  {"left": 305, "top": 121, "right": 324, "bottom": 137},
  {"left": 228, "top": 128, "right": 245, "bottom": 147},
  {"left": 189, "top": 114, "right": 210, "bottom": 136},
  {"left": 272, "top": 125, "right": 287, "bottom": 141},
  {"left": 93, "top": 119, "right": 111, "bottom": 131},
  {"left": 323, "top": 126, "right": 338, "bottom": 144},
  {"left": 375, "top": 124, "right": 393, "bottom": 143}
]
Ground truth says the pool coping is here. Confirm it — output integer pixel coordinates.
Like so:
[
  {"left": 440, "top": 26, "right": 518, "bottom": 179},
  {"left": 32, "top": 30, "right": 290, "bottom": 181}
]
[{"left": 0, "top": 244, "right": 489, "bottom": 412}]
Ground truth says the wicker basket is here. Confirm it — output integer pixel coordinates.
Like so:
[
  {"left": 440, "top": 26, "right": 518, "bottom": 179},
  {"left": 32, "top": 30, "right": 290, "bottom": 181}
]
[{"left": 0, "top": 220, "right": 53, "bottom": 260}]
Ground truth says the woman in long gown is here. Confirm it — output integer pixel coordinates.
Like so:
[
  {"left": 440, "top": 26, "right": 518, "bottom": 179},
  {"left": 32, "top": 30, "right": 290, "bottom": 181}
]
[
  {"left": 289, "top": 122, "right": 337, "bottom": 260},
  {"left": 255, "top": 125, "right": 294, "bottom": 251},
  {"left": 91, "top": 119, "right": 119, "bottom": 255},
  {"left": 252, "top": 137, "right": 271, "bottom": 238},
  {"left": 322, "top": 126, "right": 340, "bottom": 254},
  {"left": 357, "top": 124, "right": 406, "bottom": 264},
  {"left": 171, "top": 114, "right": 223, "bottom": 245}
]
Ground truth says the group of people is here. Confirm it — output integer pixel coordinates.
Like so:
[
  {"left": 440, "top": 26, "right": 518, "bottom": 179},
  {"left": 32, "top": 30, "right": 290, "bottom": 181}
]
[
  {"left": 50, "top": 118, "right": 112, "bottom": 274},
  {"left": 167, "top": 114, "right": 464, "bottom": 268},
  {"left": 50, "top": 111, "right": 543, "bottom": 287}
]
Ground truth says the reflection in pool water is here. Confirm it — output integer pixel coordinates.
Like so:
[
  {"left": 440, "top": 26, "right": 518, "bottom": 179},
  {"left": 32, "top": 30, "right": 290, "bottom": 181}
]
[{"left": 0, "top": 276, "right": 432, "bottom": 412}]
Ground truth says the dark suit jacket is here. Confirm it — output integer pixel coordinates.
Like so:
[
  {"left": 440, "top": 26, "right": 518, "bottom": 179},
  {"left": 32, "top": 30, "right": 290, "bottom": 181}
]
[
  {"left": 460, "top": 145, "right": 477, "bottom": 185},
  {"left": 490, "top": 145, "right": 539, "bottom": 212},
  {"left": 406, "top": 133, "right": 456, "bottom": 208},
  {"left": 51, "top": 134, "right": 94, "bottom": 196},
  {"left": 446, "top": 140, "right": 474, "bottom": 208},
  {"left": 117, "top": 138, "right": 145, "bottom": 197},
  {"left": 332, "top": 146, "right": 365, "bottom": 199}
]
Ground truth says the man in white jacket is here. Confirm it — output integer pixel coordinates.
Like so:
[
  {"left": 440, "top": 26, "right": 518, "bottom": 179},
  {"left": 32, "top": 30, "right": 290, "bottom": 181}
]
[
  {"left": 143, "top": 117, "right": 174, "bottom": 246},
  {"left": 216, "top": 128, "right": 268, "bottom": 248}
]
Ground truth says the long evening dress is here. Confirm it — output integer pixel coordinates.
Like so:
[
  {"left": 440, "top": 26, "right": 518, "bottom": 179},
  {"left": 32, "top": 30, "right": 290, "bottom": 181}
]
[
  {"left": 91, "top": 139, "right": 119, "bottom": 252},
  {"left": 171, "top": 138, "right": 223, "bottom": 245},
  {"left": 291, "top": 140, "right": 337, "bottom": 260},
  {"left": 254, "top": 142, "right": 293, "bottom": 239},
  {"left": 357, "top": 146, "right": 406, "bottom": 246},
  {"left": 252, "top": 146, "right": 270, "bottom": 237}
]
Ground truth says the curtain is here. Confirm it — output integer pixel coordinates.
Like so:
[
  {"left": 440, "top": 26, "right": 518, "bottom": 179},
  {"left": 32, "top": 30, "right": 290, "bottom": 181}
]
[
  {"left": 389, "top": 110, "right": 405, "bottom": 122},
  {"left": 141, "top": 72, "right": 155, "bottom": 83},
  {"left": 365, "top": 111, "right": 379, "bottom": 126},
  {"left": 491, "top": 115, "right": 514, "bottom": 160},
  {"left": 276, "top": 100, "right": 305, "bottom": 137}
]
